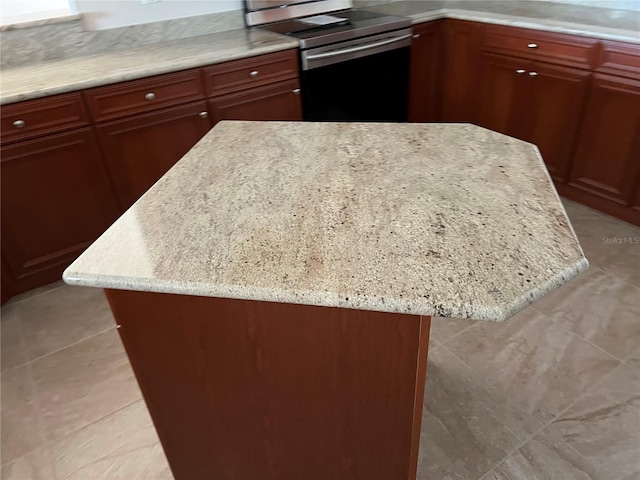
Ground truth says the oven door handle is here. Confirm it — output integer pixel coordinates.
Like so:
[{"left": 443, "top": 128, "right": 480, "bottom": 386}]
[{"left": 305, "top": 33, "right": 412, "bottom": 61}]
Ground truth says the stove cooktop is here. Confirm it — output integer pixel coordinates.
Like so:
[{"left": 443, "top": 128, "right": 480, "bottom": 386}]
[{"left": 259, "top": 9, "right": 411, "bottom": 49}]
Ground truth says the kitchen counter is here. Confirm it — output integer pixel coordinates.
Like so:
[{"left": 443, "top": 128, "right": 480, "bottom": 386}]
[
  {"left": 1, "top": 1, "right": 638, "bottom": 105},
  {"left": 366, "top": 0, "right": 640, "bottom": 42},
  {"left": 63, "top": 121, "right": 588, "bottom": 321},
  {"left": 0, "top": 28, "right": 299, "bottom": 105}
]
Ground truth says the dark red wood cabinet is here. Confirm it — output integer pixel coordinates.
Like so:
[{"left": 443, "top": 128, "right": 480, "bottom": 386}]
[
  {"left": 562, "top": 74, "right": 640, "bottom": 223},
  {"left": 1, "top": 50, "right": 303, "bottom": 302},
  {"left": 476, "top": 53, "right": 590, "bottom": 182},
  {"left": 96, "top": 101, "right": 213, "bottom": 210},
  {"left": 209, "top": 79, "right": 302, "bottom": 124},
  {"left": 408, "top": 20, "right": 443, "bottom": 123},
  {"left": 1, "top": 128, "right": 121, "bottom": 295},
  {"left": 440, "top": 20, "right": 484, "bottom": 122}
]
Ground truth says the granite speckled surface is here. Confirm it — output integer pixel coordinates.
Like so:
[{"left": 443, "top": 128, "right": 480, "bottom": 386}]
[
  {"left": 365, "top": 0, "right": 640, "bottom": 42},
  {"left": 2, "top": 1, "right": 638, "bottom": 105},
  {"left": 63, "top": 121, "right": 588, "bottom": 322},
  {"left": 0, "top": 28, "right": 298, "bottom": 105}
]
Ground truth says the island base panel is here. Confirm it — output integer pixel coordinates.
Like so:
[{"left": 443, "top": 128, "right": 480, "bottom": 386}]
[{"left": 105, "top": 289, "right": 431, "bottom": 480}]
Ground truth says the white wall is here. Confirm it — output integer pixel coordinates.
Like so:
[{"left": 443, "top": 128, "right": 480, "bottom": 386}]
[
  {"left": 0, "top": 0, "right": 72, "bottom": 24},
  {"left": 74, "top": 0, "right": 242, "bottom": 30}
]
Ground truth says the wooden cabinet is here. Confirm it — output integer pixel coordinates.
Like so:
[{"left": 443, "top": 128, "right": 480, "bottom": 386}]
[
  {"left": 1, "top": 128, "right": 121, "bottom": 294},
  {"left": 441, "top": 20, "right": 483, "bottom": 122},
  {"left": 563, "top": 74, "right": 640, "bottom": 223},
  {"left": 209, "top": 80, "right": 302, "bottom": 124},
  {"left": 96, "top": 101, "right": 213, "bottom": 210},
  {"left": 476, "top": 54, "right": 590, "bottom": 182},
  {"left": 476, "top": 53, "right": 530, "bottom": 137},
  {"left": 1, "top": 50, "right": 303, "bottom": 302},
  {"left": 523, "top": 62, "right": 590, "bottom": 182},
  {"left": 206, "top": 50, "right": 302, "bottom": 125},
  {"left": 408, "top": 20, "right": 443, "bottom": 122}
]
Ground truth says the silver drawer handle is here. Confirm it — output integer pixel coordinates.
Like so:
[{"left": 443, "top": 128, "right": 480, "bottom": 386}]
[
  {"left": 413, "top": 34, "right": 420, "bottom": 39},
  {"left": 529, "top": 71, "right": 538, "bottom": 76},
  {"left": 527, "top": 43, "right": 538, "bottom": 49},
  {"left": 198, "top": 111, "right": 208, "bottom": 118},
  {"left": 145, "top": 92, "right": 156, "bottom": 101},
  {"left": 293, "top": 88, "right": 301, "bottom": 95},
  {"left": 516, "top": 69, "right": 526, "bottom": 74},
  {"left": 12, "top": 119, "right": 25, "bottom": 128},
  {"left": 249, "top": 70, "right": 259, "bottom": 77}
]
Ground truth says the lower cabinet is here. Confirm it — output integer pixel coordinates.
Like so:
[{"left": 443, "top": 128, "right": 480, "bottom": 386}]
[
  {"left": 476, "top": 54, "right": 590, "bottom": 183},
  {"left": 1, "top": 128, "right": 121, "bottom": 294},
  {"left": 408, "top": 20, "right": 443, "bottom": 122},
  {"left": 563, "top": 73, "right": 640, "bottom": 223},
  {"left": 96, "top": 101, "right": 213, "bottom": 210},
  {"left": 209, "top": 79, "right": 302, "bottom": 124},
  {"left": 441, "top": 20, "right": 483, "bottom": 122}
]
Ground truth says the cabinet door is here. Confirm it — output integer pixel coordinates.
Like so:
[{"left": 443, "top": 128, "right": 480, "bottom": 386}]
[
  {"left": 1, "top": 128, "right": 121, "bottom": 294},
  {"left": 568, "top": 74, "right": 640, "bottom": 205},
  {"left": 476, "top": 53, "right": 531, "bottom": 137},
  {"left": 97, "top": 101, "right": 212, "bottom": 210},
  {"left": 408, "top": 20, "right": 443, "bottom": 122},
  {"left": 525, "top": 62, "right": 591, "bottom": 183},
  {"left": 441, "top": 20, "right": 483, "bottom": 122},
  {"left": 209, "top": 79, "right": 302, "bottom": 124}
]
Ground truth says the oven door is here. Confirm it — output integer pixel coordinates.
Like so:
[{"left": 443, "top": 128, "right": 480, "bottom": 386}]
[{"left": 299, "top": 28, "right": 412, "bottom": 122}]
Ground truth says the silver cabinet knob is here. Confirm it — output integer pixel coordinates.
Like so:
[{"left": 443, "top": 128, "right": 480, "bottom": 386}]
[
  {"left": 12, "top": 119, "right": 25, "bottom": 128},
  {"left": 527, "top": 43, "right": 538, "bottom": 49},
  {"left": 516, "top": 69, "right": 526, "bottom": 74},
  {"left": 249, "top": 70, "right": 259, "bottom": 77},
  {"left": 145, "top": 92, "right": 156, "bottom": 101},
  {"left": 529, "top": 71, "right": 538, "bottom": 76},
  {"left": 292, "top": 88, "right": 301, "bottom": 95},
  {"left": 412, "top": 34, "right": 421, "bottom": 39},
  {"left": 198, "top": 111, "right": 208, "bottom": 118}
]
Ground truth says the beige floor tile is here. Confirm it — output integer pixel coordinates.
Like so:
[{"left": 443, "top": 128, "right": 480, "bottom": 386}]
[
  {"left": 562, "top": 199, "right": 640, "bottom": 287},
  {"left": 3, "top": 281, "right": 65, "bottom": 308},
  {"left": 0, "top": 446, "right": 55, "bottom": 480},
  {"left": 417, "top": 347, "right": 542, "bottom": 480},
  {"left": 483, "top": 428, "right": 598, "bottom": 480},
  {"left": 445, "top": 308, "right": 620, "bottom": 422},
  {"left": 31, "top": 329, "right": 142, "bottom": 443},
  {"left": 1, "top": 365, "right": 45, "bottom": 465},
  {"left": 429, "top": 316, "right": 476, "bottom": 344},
  {"left": 18, "top": 285, "right": 116, "bottom": 362},
  {"left": 1, "top": 305, "right": 27, "bottom": 373},
  {"left": 533, "top": 267, "right": 640, "bottom": 361},
  {"left": 50, "top": 400, "right": 173, "bottom": 480},
  {"left": 550, "top": 363, "right": 640, "bottom": 480}
]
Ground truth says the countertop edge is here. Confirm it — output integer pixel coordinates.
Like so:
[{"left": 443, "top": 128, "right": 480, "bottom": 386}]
[
  {"left": 412, "top": 9, "right": 640, "bottom": 43},
  {"left": 62, "top": 256, "right": 589, "bottom": 322}
]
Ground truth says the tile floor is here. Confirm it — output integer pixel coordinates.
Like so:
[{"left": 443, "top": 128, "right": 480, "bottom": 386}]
[{"left": 1, "top": 199, "right": 639, "bottom": 480}]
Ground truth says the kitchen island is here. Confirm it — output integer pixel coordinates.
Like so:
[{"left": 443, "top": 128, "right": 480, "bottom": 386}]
[{"left": 64, "top": 121, "right": 587, "bottom": 480}]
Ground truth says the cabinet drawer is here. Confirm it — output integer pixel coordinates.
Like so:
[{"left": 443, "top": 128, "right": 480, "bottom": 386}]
[
  {"left": 203, "top": 49, "right": 299, "bottom": 97},
  {"left": 597, "top": 41, "right": 640, "bottom": 79},
  {"left": 0, "top": 92, "right": 90, "bottom": 145},
  {"left": 483, "top": 25, "right": 597, "bottom": 68},
  {"left": 85, "top": 69, "right": 205, "bottom": 122}
]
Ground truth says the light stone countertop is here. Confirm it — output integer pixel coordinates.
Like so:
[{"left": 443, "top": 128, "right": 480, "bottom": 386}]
[
  {"left": 0, "top": 28, "right": 299, "bottom": 105},
  {"left": 366, "top": 0, "right": 640, "bottom": 43},
  {"left": 63, "top": 121, "right": 588, "bottom": 322},
  {"left": 1, "top": 1, "right": 638, "bottom": 105}
]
